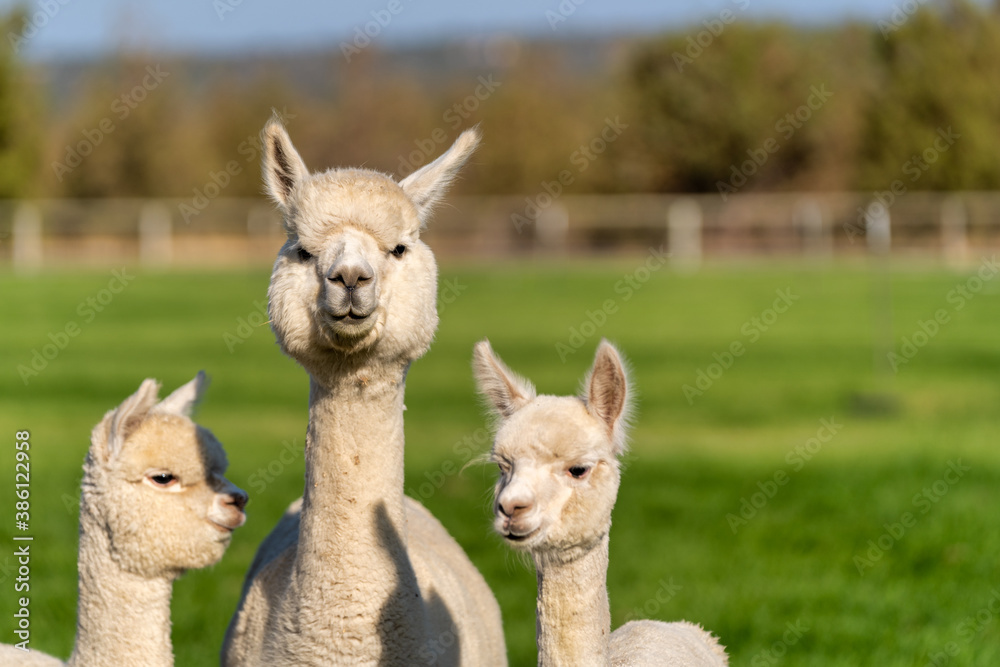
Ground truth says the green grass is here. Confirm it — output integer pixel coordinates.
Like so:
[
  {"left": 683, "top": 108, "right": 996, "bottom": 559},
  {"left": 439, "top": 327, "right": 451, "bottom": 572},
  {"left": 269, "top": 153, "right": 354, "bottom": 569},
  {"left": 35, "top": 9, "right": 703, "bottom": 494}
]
[{"left": 1, "top": 259, "right": 999, "bottom": 665}]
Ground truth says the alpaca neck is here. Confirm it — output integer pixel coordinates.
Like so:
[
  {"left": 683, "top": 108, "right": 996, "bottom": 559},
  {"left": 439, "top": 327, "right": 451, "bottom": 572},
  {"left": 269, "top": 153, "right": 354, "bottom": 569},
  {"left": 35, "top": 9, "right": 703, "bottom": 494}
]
[
  {"left": 69, "top": 503, "right": 174, "bottom": 667},
  {"left": 290, "top": 361, "right": 422, "bottom": 649},
  {"left": 534, "top": 533, "right": 612, "bottom": 667}
]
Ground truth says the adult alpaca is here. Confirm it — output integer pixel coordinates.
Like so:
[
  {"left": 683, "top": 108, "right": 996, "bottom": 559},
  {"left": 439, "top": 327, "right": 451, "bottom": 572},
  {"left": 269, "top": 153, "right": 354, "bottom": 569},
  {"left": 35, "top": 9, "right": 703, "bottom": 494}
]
[
  {"left": 0, "top": 372, "right": 248, "bottom": 667},
  {"left": 474, "top": 340, "right": 728, "bottom": 666},
  {"left": 222, "top": 118, "right": 505, "bottom": 666}
]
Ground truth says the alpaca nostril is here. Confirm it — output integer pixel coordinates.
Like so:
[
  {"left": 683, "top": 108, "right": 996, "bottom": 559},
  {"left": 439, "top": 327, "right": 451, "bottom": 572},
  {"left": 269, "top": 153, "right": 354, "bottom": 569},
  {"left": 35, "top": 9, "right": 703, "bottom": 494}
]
[
  {"left": 500, "top": 498, "right": 532, "bottom": 519},
  {"left": 329, "top": 263, "right": 374, "bottom": 289},
  {"left": 227, "top": 491, "right": 248, "bottom": 512}
]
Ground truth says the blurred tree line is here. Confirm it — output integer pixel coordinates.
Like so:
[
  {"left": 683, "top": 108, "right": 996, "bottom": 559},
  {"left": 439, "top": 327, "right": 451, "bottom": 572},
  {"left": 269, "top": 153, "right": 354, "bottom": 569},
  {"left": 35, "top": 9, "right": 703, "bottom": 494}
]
[{"left": 2, "top": 0, "right": 1000, "bottom": 200}]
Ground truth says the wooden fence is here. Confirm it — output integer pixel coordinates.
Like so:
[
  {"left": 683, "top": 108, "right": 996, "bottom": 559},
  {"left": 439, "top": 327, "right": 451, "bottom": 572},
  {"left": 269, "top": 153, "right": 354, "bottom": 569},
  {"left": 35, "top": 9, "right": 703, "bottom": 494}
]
[{"left": 2, "top": 192, "right": 999, "bottom": 271}]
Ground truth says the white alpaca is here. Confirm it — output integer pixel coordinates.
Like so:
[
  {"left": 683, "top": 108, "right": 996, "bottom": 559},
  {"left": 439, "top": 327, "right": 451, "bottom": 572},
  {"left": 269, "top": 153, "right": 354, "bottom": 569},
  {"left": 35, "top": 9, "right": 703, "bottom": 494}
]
[
  {"left": 0, "top": 372, "right": 248, "bottom": 667},
  {"left": 473, "top": 340, "right": 729, "bottom": 667},
  {"left": 222, "top": 118, "right": 506, "bottom": 666}
]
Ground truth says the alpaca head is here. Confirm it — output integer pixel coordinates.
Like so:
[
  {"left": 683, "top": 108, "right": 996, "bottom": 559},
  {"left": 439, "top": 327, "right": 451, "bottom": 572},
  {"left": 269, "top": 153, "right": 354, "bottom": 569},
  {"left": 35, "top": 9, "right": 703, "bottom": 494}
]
[
  {"left": 262, "top": 116, "right": 480, "bottom": 377},
  {"left": 474, "top": 340, "right": 632, "bottom": 561},
  {"left": 83, "top": 372, "right": 248, "bottom": 579}
]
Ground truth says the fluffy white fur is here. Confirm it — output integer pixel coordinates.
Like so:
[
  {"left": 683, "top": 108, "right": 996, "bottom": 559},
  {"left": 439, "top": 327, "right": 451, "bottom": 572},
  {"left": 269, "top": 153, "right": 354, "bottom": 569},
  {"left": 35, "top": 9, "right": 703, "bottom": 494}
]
[
  {"left": 474, "top": 340, "right": 728, "bottom": 667},
  {"left": 0, "top": 373, "right": 247, "bottom": 667},
  {"left": 222, "top": 117, "right": 505, "bottom": 666}
]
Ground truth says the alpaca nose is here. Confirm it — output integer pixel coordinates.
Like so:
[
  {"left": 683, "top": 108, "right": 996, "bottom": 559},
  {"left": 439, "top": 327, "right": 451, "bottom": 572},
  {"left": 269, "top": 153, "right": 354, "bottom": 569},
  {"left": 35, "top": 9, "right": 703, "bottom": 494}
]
[
  {"left": 328, "top": 259, "right": 374, "bottom": 290},
  {"left": 226, "top": 489, "right": 249, "bottom": 512},
  {"left": 499, "top": 493, "right": 533, "bottom": 519}
]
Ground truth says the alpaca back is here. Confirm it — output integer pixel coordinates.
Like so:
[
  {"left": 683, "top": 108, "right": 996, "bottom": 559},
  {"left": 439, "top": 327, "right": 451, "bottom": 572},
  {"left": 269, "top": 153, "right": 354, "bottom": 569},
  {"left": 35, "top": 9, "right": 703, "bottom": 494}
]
[
  {"left": 610, "top": 620, "right": 728, "bottom": 666},
  {"left": 0, "top": 644, "right": 64, "bottom": 666}
]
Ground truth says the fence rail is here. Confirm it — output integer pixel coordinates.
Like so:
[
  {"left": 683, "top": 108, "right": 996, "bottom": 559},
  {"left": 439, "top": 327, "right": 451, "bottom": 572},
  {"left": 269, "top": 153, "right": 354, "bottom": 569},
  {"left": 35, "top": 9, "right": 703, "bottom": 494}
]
[{"left": 2, "top": 192, "right": 1000, "bottom": 270}]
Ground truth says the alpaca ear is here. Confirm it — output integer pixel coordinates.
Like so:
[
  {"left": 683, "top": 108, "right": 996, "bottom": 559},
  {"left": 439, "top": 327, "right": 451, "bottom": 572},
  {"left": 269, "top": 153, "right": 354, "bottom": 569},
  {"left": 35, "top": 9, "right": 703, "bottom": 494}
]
[
  {"left": 400, "top": 126, "right": 480, "bottom": 224},
  {"left": 473, "top": 339, "right": 536, "bottom": 418},
  {"left": 583, "top": 340, "right": 631, "bottom": 454},
  {"left": 92, "top": 378, "right": 161, "bottom": 463},
  {"left": 262, "top": 114, "right": 308, "bottom": 214},
  {"left": 154, "top": 370, "right": 208, "bottom": 418}
]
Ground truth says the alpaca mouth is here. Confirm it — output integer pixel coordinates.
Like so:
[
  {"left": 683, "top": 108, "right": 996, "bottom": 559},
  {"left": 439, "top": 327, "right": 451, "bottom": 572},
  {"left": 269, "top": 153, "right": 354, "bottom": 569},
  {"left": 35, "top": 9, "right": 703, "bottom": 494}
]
[
  {"left": 504, "top": 526, "right": 540, "bottom": 543},
  {"left": 209, "top": 520, "right": 236, "bottom": 533},
  {"left": 209, "top": 512, "right": 245, "bottom": 533},
  {"left": 322, "top": 307, "right": 376, "bottom": 329},
  {"left": 331, "top": 311, "right": 370, "bottom": 322}
]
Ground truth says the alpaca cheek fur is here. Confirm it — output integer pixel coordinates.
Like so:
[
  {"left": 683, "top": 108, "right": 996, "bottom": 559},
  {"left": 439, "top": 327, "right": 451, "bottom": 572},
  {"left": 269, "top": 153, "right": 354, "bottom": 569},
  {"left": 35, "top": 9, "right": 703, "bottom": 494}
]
[
  {"left": 268, "top": 258, "right": 321, "bottom": 359},
  {"left": 378, "top": 243, "right": 438, "bottom": 360}
]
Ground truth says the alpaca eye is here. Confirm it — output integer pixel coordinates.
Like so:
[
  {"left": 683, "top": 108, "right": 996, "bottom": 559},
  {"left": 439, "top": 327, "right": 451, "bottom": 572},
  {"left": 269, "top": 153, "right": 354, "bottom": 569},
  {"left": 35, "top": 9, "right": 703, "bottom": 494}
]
[
  {"left": 296, "top": 246, "right": 312, "bottom": 261},
  {"left": 391, "top": 244, "right": 407, "bottom": 258},
  {"left": 149, "top": 473, "right": 177, "bottom": 487},
  {"left": 568, "top": 466, "right": 590, "bottom": 479}
]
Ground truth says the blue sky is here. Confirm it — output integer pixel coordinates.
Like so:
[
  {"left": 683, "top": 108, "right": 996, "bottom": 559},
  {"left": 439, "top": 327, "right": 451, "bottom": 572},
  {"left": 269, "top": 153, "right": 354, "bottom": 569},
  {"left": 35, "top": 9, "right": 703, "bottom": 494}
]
[{"left": 0, "top": 0, "right": 954, "bottom": 60}]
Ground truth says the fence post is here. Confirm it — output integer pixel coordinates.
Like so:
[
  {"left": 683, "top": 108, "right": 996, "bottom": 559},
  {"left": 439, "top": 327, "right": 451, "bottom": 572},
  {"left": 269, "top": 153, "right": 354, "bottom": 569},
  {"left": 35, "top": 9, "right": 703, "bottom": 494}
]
[
  {"left": 795, "top": 197, "right": 831, "bottom": 260},
  {"left": 865, "top": 202, "right": 891, "bottom": 256},
  {"left": 668, "top": 197, "right": 702, "bottom": 272},
  {"left": 139, "top": 202, "right": 172, "bottom": 266},
  {"left": 864, "top": 202, "right": 893, "bottom": 375},
  {"left": 12, "top": 202, "right": 42, "bottom": 273},
  {"left": 536, "top": 202, "right": 569, "bottom": 252},
  {"left": 940, "top": 195, "right": 968, "bottom": 268}
]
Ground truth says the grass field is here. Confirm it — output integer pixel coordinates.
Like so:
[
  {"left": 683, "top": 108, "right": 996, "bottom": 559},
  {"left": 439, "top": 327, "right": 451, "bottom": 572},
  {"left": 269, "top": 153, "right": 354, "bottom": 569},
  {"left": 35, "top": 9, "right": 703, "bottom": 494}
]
[{"left": 1, "top": 258, "right": 999, "bottom": 666}]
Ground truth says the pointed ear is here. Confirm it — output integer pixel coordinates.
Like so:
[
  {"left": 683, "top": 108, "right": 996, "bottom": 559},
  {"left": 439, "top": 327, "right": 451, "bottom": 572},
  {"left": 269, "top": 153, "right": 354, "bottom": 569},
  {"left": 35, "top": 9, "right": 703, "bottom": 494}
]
[
  {"left": 261, "top": 114, "right": 309, "bottom": 214},
  {"left": 583, "top": 340, "right": 632, "bottom": 455},
  {"left": 473, "top": 339, "right": 535, "bottom": 418},
  {"left": 154, "top": 370, "right": 208, "bottom": 418},
  {"left": 400, "top": 126, "right": 480, "bottom": 224},
  {"left": 91, "top": 378, "right": 161, "bottom": 464}
]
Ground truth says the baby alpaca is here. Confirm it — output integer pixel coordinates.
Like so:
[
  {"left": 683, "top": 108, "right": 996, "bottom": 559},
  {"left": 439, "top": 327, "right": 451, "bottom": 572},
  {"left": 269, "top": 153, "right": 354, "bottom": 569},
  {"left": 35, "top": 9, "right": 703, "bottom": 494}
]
[
  {"left": 474, "top": 340, "right": 728, "bottom": 667},
  {"left": 0, "top": 372, "right": 248, "bottom": 667}
]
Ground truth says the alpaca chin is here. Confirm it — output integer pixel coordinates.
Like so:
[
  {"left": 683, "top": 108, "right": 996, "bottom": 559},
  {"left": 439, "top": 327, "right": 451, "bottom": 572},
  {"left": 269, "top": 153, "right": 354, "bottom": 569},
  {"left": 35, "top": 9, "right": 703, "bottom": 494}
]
[{"left": 320, "top": 310, "right": 384, "bottom": 353}]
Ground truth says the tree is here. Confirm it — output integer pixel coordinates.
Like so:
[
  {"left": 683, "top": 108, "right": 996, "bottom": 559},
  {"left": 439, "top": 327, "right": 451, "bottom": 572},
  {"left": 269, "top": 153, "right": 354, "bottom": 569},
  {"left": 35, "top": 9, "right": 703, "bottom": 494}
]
[
  {"left": 0, "top": 8, "right": 42, "bottom": 197},
  {"left": 857, "top": 0, "right": 1000, "bottom": 190}
]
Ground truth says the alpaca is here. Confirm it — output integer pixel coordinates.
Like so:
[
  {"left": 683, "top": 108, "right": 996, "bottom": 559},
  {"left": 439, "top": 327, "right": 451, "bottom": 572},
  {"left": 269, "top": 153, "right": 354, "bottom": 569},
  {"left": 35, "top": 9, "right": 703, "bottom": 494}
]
[
  {"left": 0, "top": 372, "right": 248, "bottom": 667},
  {"left": 221, "top": 117, "right": 506, "bottom": 666},
  {"left": 473, "top": 339, "right": 729, "bottom": 667}
]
